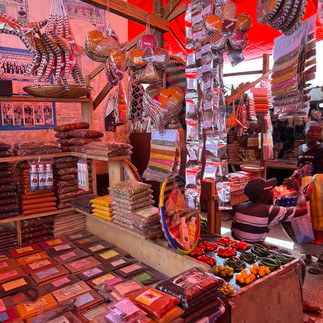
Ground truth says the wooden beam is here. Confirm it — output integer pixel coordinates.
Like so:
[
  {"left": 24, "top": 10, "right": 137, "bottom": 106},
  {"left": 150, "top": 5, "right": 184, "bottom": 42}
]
[
  {"left": 154, "top": 0, "right": 164, "bottom": 47},
  {"left": 163, "top": 0, "right": 182, "bottom": 20},
  {"left": 226, "top": 71, "right": 271, "bottom": 105},
  {"left": 167, "top": 2, "right": 185, "bottom": 22},
  {"left": 79, "top": 0, "right": 169, "bottom": 33},
  {"left": 93, "top": 83, "right": 112, "bottom": 110},
  {"left": 224, "top": 70, "right": 263, "bottom": 77},
  {"left": 88, "top": 63, "right": 105, "bottom": 80},
  {"left": 262, "top": 53, "right": 270, "bottom": 74}
]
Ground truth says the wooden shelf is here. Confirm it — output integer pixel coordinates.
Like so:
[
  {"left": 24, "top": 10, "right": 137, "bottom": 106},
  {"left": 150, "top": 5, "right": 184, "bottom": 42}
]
[
  {"left": 70, "top": 152, "right": 130, "bottom": 162},
  {"left": 0, "top": 152, "right": 71, "bottom": 163},
  {"left": 229, "top": 159, "right": 297, "bottom": 170},
  {"left": 0, "top": 96, "right": 90, "bottom": 103},
  {"left": 0, "top": 208, "right": 74, "bottom": 224}
]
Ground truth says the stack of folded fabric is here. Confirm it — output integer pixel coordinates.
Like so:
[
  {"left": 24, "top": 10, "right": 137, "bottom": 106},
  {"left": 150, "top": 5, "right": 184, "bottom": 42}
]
[
  {"left": 0, "top": 142, "right": 12, "bottom": 157},
  {"left": 54, "top": 156, "right": 92, "bottom": 209},
  {"left": 84, "top": 142, "right": 132, "bottom": 157},
  {"left": 228, "top": 172, "right": 249, "bottom": 192},
  {"left": 131, "top": 205, "right": 163, "bottom": 238},
  {"left": 249, "top": 88, "right": 271, "bottom": 114},
  {"left": 21, "top": 216, "right": 54, "bottom": 245},
  {"left": 236, "top": 170, "right": 259, "bottom": 182},
  {"left": 0, "top": 162, "right": 19, "bottom": 220},
  {"left": 142, "top": 129, "right": 180, "bottom": 183},
  {"left": 53, "top": 210, "right": 86, "bottom": 237},
  {"left": 54, "top": 122, "right": 103, "bottom": 152},
  {"left": 90, "top": 195, "right": 113, "bottom": 221},
  {"left": 109, "top": 180, "right": 153, "bottom": 230},
  {"left": 13, "top": 141, "right": 61, "bottom": 156},
  {"left": 71, "top": 194, "right": 97, "bottom": 213},
  {"left": 0, "top": 224, "right": 17, "bottom": 253},
  {"left": 16, "top": 161, "right": 57, "bottom": 215},
  {"left": 155, "top": 267, "right": 224, "bottom": 322}
]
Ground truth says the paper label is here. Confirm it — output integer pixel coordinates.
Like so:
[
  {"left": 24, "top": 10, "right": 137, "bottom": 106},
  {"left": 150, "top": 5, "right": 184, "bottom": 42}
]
[
  {"left": 36, "top": 267, "right": 59, "bottom": 279},
  {"left": 59, "top": 251, "right": 76, "bottom": 261},
  {"left": 83, "top": 305, "right": 106, "bottom": 320},
  {"left": 23, "top": 253, "right": 42, "bottom": 262},
  {"left": 47, "top": 239, "right": 62, "bottom": 246},
  {"left": 77, "top": 238, "right": 90, "bottom": 244},
  {"left": 70, "top": 259, "right": 90, "bottom": 270},
  {"left": 69, "top": 233, "right": 82, "bottom": 239},
  {"left": 0, "top": 299, "right": 6, "bottom": 312},
  {"left": 133, "top": 273, "right": 152, "bottom": 283},
  {"left": 135, "top": 289, "right": 163, "bottom": 306},
  {"left": 74, "top": 292, "right": 94, "bottom": 307},
  {"left": 89, "top": 244, "right": 104, "bottom": 252},
  {"left": 16, "top": 246, "right": 33, "bottom": 254},
  {"left": 0, "top": 262, "right": 8, "bottom": 269},
  {"left": 61, "top": 283, "right": 83, "bottom": 296},
  {"left": 29, "top": 259, "right": 51, "bottom": 270},
  {"left": 52, "top": 277, "right": 71, "bottom": 288},
  {"left": 0, "top": 269, "right": 18, "bottom": 281},
  {"left": 2, "top": 277, "right": 27, "bottom": 291},
  {"left": 23, "top": 297, "right": 48, "bottom": 312},
  {"left": 114, "top": 281, "right": 141, "bottom": 296},
  {"left": 83, "top": 267, "right": 102, "bottom": 277},
  {"left": 109, "top": 299, "right": 140, "bottom": 317},
  {"left": 0, "top": 311, "right": 9, "bottom": 322},
  {"left": 54, "top": 244, "right": 71, "bottom": 251},
  {"left": 120, "top": 264, "right": 141, "bottom": 274},
  {"left": 92, "top": 273, "right": 116, "bottom": 285},
  {"left": 104, "top": 278, "right": 123, "bottom": 286},
  {"left": 99, "top": 250, "right": 119, "bottom": 259},
  {"left": 111, "top": 259, "right": 126, "bottom": 267}
]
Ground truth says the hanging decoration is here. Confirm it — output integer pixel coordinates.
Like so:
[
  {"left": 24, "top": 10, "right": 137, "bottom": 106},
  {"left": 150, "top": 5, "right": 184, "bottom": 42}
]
[
  {"left": 271, "top": 16, "right": 316, "bottom": 119},
  {"left": 256, "top": 0, "right": 308, "bottom": 36}
]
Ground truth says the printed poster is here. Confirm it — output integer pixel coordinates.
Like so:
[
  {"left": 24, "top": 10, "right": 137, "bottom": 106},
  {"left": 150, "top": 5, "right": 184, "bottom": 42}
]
[{"left": 0, "top": 0, "right": 29, "bottom": 24}]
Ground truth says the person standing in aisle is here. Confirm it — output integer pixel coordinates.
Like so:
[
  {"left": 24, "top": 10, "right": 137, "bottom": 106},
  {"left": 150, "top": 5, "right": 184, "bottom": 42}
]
[{"left": 293, "top": 121, "right": 323, "bottom": 272}]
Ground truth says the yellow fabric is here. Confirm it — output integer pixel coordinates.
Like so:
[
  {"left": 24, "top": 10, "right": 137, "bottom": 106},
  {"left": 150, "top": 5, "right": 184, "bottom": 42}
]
[
  {"left": 310, "top": 174, "right": 323, "bottom": 230},
  {"left": 150, "top": 153, "right": 175, "bottom": 161},
  {"left": 92, "top": 212, "right": 113, "bottom": 221},
  {"left": 301, "top": 176, "right": 312, "bottom": 189},
  {"left": 151, "top": 144, "right": 176, "bottom": 151},
  {"left": 92, "top": 208, "right": 112, "bottom": 217},
  {"left": 91, "top": 204, "right": 112, "bottom": 212},
  {"left": 90, "top": 195, "right": 111, "bottom": 207}
]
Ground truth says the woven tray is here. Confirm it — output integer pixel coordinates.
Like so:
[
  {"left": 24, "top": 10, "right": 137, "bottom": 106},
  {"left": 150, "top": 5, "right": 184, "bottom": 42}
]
[{"left": 23, "top": 85, "right": 91, "bottom": 98}]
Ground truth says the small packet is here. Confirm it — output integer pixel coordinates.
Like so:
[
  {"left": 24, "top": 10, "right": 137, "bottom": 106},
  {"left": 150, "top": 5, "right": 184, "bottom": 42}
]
[{"left": 216, "top": 181, "right": 232, "bottom": 210}]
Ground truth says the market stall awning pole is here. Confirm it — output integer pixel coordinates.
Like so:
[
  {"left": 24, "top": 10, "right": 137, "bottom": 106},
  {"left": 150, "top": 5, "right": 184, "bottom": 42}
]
[{"left": 79, "top": 0, "right": 169, "bottom": 32}]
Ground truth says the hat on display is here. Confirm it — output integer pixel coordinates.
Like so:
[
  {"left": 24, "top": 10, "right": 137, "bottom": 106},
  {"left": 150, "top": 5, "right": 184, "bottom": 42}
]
[{"left": 244, "top": 177, "right": 277, "bottom": 200}]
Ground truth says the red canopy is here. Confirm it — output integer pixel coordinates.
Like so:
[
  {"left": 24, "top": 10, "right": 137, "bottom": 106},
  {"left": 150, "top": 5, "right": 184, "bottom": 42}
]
[{"left": 128, "top": 0, "right": 323, "bottom": 61}]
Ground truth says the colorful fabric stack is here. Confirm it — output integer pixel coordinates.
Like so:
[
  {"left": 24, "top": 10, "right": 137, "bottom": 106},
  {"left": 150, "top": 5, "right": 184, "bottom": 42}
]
[
  {"left": 53, "top": 210, "right": 86, "bottom": 237},
  {"left": 228, "top": 172, "right": 249, "bottom": 191},
  {"left": 13, "top": 141, "right": 60, "bottom": 156},
  {"left": 0, "top": 224, "right": 17, "bottom": 253},
  {"left": 16, "top": 161, "right": 57, "bottom": 216},
  {"left": 109, "top": 180, "right": 153, "bottom": 230},
  {"left": 90, "top": 195, "right": 113, "bottom": 221},
  {"left": 84, "top": 142, "right": 132, "bottom": 157},
  {"left": 0, "top": 162, "right": 18, "bottom": 220},
  {"left": 131, "top": 205, "right": 163, "bottom": 238},
  {"left": 71, "top": 194, "right": 97, "bottom": 214},
  {"left": 21, "top": 216, "right": 54, "bottom": 245},
  {"left": 54, "top": 122, "right": 103, "bottom": 153},
  {"left": 271, "top": 17, "right": 316, "bottom": 119},
  {"left": 249, "top": 88, "right": 270, "bottom": 114},
  {"left": 54, "top": 156, "right": 92, "bottom": 209},
  {"left": 143, "top": 129, "right": 180, "bottom": 183},
  {"left": 155, "top": 267, "right": 224, "bottom": 321}
]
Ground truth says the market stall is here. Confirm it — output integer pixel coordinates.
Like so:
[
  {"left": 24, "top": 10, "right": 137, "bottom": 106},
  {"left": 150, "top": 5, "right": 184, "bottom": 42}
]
[{"left": 0, "top": 0, "right": 322, "bottom": 322}]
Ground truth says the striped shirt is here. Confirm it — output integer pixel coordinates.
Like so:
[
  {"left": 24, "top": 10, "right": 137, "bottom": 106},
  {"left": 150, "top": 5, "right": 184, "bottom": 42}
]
[{"left": 231, "top": 201, "right": 295, "bottom": 243}]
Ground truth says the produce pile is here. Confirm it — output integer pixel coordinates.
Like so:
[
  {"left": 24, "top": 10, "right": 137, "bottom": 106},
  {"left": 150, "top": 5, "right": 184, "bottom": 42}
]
[{"left": 190, "top": 237, "right": 294, "bottom": 295}]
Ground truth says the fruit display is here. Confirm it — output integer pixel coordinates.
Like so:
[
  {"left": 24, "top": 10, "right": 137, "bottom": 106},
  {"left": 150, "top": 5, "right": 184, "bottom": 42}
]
[{"left": 190, "top": 237, "right": 296, "bottom": 295}]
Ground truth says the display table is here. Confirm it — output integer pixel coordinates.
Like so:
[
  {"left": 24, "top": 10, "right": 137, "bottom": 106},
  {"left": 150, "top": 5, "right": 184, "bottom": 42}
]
[
  {"left": 83, "top": 210, "right": 303, "bottom": 323},
  {"left": 229, "top": 159, "right": 298, "bottom": 171}
]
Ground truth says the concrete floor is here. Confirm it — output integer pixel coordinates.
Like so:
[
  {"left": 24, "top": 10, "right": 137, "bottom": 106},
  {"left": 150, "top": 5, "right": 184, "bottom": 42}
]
[{"left": 219, "top": 213, "right": 323, "bottom": 322}]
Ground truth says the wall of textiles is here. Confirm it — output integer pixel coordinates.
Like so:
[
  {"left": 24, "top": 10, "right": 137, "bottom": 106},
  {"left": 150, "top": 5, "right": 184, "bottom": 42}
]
[{"left": 0, "top": 0, "right": 129, "bottom": 144}]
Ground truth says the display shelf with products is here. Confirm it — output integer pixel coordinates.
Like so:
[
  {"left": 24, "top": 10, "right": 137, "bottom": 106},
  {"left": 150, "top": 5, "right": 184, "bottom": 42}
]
[{"left": 0, "top": 96, "right": 90, "bottom": 103}]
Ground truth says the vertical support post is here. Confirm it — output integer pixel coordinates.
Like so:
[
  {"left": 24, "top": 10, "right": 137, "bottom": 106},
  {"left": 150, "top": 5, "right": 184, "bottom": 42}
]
[
  {"left": 16, "top": 221, "right": 22, "bottom": 247},
  {"left": 108, "top": 160, "right": 123, "bottom": 187},
  {"left": 154, "top": 0, "right": 164, "bottom": 47}
]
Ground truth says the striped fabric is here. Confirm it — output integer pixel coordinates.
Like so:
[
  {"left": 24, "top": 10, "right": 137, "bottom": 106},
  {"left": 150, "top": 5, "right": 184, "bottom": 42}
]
[
  {"left": 310, "top": 174, "right": 323, "bottom": 231},
  {"left": 232, "top": 202, "right": 295, "bottom": 243}
]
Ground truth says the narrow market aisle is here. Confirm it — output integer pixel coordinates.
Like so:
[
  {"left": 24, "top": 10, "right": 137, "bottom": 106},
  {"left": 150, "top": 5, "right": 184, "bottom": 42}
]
[{"left": 218, "top": 213, "right": 323, "bottom": 323}]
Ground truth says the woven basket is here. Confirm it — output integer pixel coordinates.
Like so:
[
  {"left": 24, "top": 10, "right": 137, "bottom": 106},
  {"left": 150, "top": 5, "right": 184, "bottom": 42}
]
[{"left": 23, "top": 85, "right": 91, "bottom": 98}]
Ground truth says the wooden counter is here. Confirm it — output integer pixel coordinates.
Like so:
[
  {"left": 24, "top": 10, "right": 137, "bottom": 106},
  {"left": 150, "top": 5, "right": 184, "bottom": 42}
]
[{"left": 229, "top": 159, "right": 298, "bottom": 171}]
